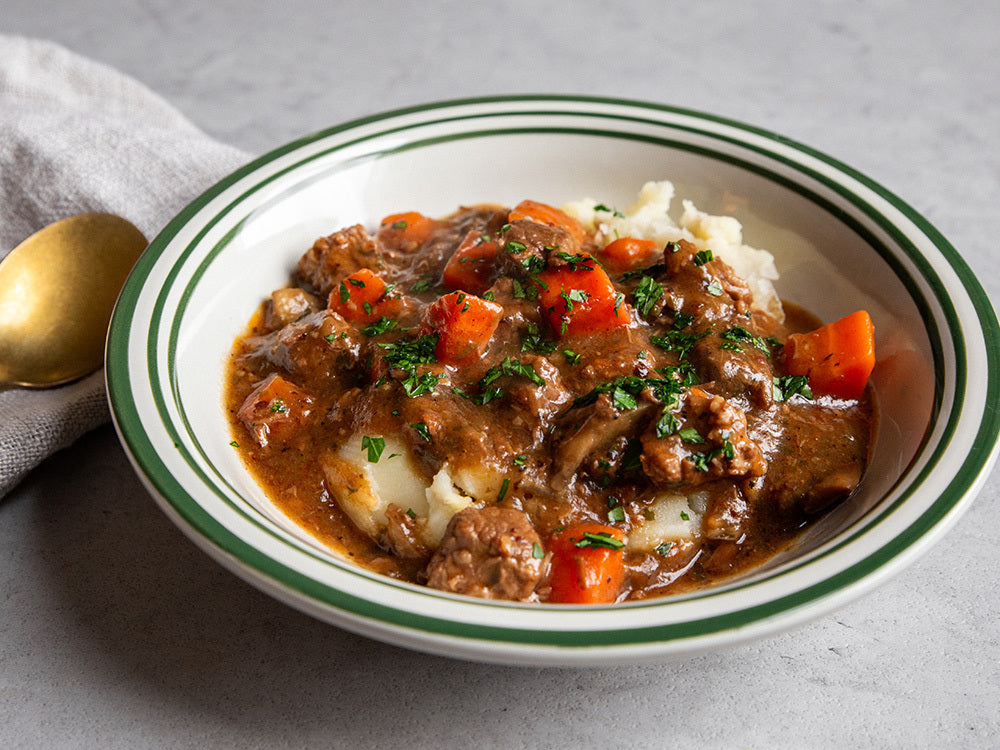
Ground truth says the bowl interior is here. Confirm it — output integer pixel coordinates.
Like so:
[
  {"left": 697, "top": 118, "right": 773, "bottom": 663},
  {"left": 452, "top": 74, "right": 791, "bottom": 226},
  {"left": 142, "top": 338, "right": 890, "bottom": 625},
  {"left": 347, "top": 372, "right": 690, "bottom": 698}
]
[{"left": 175, "top": 130, "right": 935, "bottom": 570}]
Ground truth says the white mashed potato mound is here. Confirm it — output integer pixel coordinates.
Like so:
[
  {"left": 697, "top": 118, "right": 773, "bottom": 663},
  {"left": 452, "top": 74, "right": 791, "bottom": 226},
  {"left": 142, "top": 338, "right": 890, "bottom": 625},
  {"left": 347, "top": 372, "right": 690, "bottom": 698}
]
[
  {"left": 321, "top": 433, "right": 482, "bottom": 548},
  {"left": 562, "top": 180, "right": 783, "bottom": 322}
]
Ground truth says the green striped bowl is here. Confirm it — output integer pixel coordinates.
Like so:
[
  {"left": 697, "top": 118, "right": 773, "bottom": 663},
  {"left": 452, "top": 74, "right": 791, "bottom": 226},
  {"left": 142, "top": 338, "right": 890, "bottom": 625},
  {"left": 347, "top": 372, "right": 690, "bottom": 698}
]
[{"left": 107, "top": 97, "right": 1000, "bottom": 665}]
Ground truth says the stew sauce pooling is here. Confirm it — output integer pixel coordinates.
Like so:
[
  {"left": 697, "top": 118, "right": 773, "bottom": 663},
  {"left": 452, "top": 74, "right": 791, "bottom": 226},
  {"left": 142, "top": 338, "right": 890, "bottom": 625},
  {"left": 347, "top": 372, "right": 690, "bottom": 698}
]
[{"left": 225, "top": 198, "right": 875, "bottom": 603}]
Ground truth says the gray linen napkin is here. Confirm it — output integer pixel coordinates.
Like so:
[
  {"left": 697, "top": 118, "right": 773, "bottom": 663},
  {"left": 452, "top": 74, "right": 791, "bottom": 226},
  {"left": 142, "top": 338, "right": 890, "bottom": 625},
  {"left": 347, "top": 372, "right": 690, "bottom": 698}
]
[{"left": 0, "top": 36, "right": 248, "bottom": 498}]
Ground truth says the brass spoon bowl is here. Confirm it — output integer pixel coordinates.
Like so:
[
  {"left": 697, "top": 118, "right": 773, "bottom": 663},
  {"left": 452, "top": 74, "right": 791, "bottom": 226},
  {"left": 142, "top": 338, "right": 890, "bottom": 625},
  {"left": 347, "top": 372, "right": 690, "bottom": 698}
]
[{"left": 0, "top": 213, "right": 147, "bottom": 388}]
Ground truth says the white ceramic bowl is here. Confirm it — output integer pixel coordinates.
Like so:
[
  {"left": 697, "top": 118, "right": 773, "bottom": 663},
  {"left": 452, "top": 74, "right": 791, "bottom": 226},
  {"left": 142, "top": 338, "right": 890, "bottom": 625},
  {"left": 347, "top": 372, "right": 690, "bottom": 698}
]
[{"left": 107, "top": 97, "right": 1000, "bottom": 665}]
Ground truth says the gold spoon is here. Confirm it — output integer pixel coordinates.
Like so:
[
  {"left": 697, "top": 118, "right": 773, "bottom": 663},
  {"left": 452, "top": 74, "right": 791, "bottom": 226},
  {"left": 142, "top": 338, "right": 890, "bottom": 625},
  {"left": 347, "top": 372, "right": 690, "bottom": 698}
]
[{"left": 0, "top": 213, "right": 147, "bottom": 389}]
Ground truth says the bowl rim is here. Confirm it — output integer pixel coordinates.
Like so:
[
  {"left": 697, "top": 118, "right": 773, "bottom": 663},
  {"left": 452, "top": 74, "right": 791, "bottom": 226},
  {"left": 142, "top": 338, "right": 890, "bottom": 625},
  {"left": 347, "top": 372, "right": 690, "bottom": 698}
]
[{"left": 106, "top": 95, "right": 1000, "bottom": 664}]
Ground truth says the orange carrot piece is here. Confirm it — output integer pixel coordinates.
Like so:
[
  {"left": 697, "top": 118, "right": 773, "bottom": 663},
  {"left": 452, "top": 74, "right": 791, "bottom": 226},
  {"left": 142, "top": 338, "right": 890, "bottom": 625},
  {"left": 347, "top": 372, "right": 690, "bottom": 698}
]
[
  {"left": 509, "top": 199, "right": 587, "bottom": 246},
  {"left": 328, "top": 268, "right": 403, "bottom": 325},
  {"left": 783, "top": 310, "right": 876, "bottom": 400},
  {"left": 421, "top": 291, "right": 503, "bottom": 364},
  {"left": 536, "top": 259, "right": 631, "bottom": 337},
  {"left": 547, "top": 523, "right": 626, "bottom": 604},
  {"left": 377, "top": 211, "right": 437, "bottom": 251},
  {"left": 599, "top": 236, "right": 659, "bottom": 273},
  {"left": 442, "top": 230, "right": 499, "bottom": 295}
]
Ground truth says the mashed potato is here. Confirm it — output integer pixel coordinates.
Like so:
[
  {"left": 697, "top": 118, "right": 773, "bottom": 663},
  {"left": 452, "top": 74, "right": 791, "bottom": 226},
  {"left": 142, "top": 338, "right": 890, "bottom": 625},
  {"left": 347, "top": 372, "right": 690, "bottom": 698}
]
[{"left": 562, "top": 180, "right": 783, "bottom": 322}]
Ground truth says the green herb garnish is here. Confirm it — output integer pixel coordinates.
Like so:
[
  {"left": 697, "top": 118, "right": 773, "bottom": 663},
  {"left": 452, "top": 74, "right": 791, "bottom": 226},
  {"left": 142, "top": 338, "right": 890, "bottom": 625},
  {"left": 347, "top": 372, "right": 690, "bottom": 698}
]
[
  {"left": 361, "top": 435, "right": 385, "bottom": 462},
  {"left": 574, "top": 531, "right": 625, "bottom": 550}
]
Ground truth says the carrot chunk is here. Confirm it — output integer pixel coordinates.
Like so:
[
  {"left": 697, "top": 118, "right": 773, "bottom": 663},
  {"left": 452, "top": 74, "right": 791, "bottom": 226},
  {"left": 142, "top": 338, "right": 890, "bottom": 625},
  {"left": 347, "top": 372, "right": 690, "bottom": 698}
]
[
  {"left": 599, "top": 236, "right": 660, "bottom": 274},
  {"left": 441, "top": 230, "right": 499, "bottom": 295},
  {"left": 536, "top": 258, "right": 631, "bottom": 337},
  {"left": 421, "top": 291, "right": 503, "bottom": 364},
  {"left": 328, "top": 268, "right": 403, "bottom": 325},
  {"left": 547, "top": 523, "right": 626, "bottom": 604},
  {"left": 509, "top": 199, "right": 587, "bottom": 246},
  {"left": 783, "top": 310, "right": 875, "bottom": 400},
  {"left": 377, "top": 211, "right": 437, "bottom": 251}
]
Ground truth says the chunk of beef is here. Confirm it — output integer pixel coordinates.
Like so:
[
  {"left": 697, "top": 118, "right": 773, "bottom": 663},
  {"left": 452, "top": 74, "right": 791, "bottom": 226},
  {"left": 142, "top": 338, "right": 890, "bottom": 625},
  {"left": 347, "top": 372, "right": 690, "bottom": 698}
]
[
  {"left": 495, "top": 219, "right": 580, "bottom": 279},
  {"left": 661, "top": 239, "right": 753, "bottom": 323},
  {"left": 552, "top": 394, "right": 655, "bottom": 486},
  {"left": 383, "top": 504, "right": 432, "bottom": 562},
  {"left": 640, "top": 388, "right": 766, "bottom": 486},
  {"left": 702, "top": 483, "right": 750, "bottom": 541},
  {"left": 297, "top": 224, "right": 382, "bottom": 297},
  {"left": 237, "top": 373, "right": 314, "bottom": 448},
  {"left": 242, "top": 310, "right": 361, "bottom": 391},
  {"left": 690, "top": 331, "right": 774, "bottom": 408},
  {"left": 501, "top": 355, "right": 571, "bottom": 444},
  {"left": 424, "top": 506, "right": 545, "bottom": 601}
]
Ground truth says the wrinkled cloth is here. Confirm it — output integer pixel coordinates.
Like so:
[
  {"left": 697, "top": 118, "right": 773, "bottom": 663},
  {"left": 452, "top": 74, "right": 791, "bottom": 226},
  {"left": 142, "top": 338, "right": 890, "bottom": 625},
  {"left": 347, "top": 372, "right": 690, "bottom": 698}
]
[{"left": 0, "top": 36, "right": 248, "bottom": 498}]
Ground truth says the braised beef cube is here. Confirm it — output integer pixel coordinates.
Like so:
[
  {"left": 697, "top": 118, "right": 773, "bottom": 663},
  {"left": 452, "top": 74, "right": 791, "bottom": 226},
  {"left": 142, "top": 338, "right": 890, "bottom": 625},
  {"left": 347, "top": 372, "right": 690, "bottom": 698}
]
[
  {"left": 552, "top": 394, "right": 655, "bottom": 486},
  {"left": 383, "top": 503, "right": 432, "bottom": 562},
  {"left": 801, "top": 464, "right": 863, "bottom": 514},
  {"left": 500, "top": 355, "right": 571, "bottom": 441},
  {"left": 690, "top": 332, "right": 774, "bottom": 408},
  {"left": 243, "top": 309, "right": 361, "bottom": 391},
  {"left": 425, "top": 506, "right": 545, "bottom": 601},
  {"left": 237, "top": 373, "right": 314, "bottom": 448},
  {"left": 495, "top": 219, "right": 579, "bottom": 279},
  {"left": 661, "top": 239, "right": 754, "bottom": 323},
  {"left": 702, "top": 484, "right": 750, "bottom": 541},
  {"left": 640, "top": 388, "right": 766, "bottom": 486},
  {"left": 297, "top": 224, "right": 382, "bottom": 296}
]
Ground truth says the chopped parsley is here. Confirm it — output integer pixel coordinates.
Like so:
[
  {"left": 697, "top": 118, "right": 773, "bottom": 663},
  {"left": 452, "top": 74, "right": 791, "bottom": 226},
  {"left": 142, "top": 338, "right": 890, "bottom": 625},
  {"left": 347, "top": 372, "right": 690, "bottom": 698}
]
[
  {"left": 655, "top": 541, "right": 673, "bottom": 556},
  {"left": 678, "top": 427, "right": 705, "bottom": 444},
  {"left": 410, "top": 276, "right": 438, "bottom": 294},
  {"left": 650, "top": 326, "right": 710, "bottom": 360},
  {"left": 513, "top": 454, "right": 527, "bottom": 467},
  {"left": 511, "top": 278, "right": 540, "bottom": 301},
  {"left": 479, "top": 356, "right": 545, "bottom": 389},
  {"left": 720, "top": 326, "right": 771, "bottom": 356},
  {"left": 269, "top": 399, "right": 288, "bottom": 414},
  {"left": 361, "top": 435, "right": 386, "bottom": 463},
  {"left": 521, "top": 322, "right": 557, "bottom": 353},
  {"left": 562, "top": 349, "right": 582, "bottom": 365},
  {"left": 654, "top": 410, "right": 680, "bottom": 439},
  {"left": 554, "top": 251, "right": 594, "bottom": 271},
  {"left": 401, "top": 371, "right": 445, "bottom": 397},
  {"left": 773, "top": 374, "right": 813, "bottom": 402},
  {"left": 410, "top": 422, "right": 432, "bottom": 442},
  {"left": 633, "top": 275, "right": 664, "bottom": 317},
  {"left": 375, "top": 333, "right": 445, "bottom": 398},
  {"left": 688, "top": 450, "right": 715, "bottom": 472},
  {"left": 378, "top": 333, "right": 438, "bottom": 370},
  {"left": 360, "top": 316, "right": 399, "bottom": 337},
  {"left": 573, "top": 375, "right": 685, "bottom": 413},
  {"left": 594, "top": 203, "right": 625, "bottom": 218},
  {"left": 574, "top": 531, "right": 625, "bottom": 550},
  {"left": 693, "top": 249, "right": 714, "bottom": 266}
]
